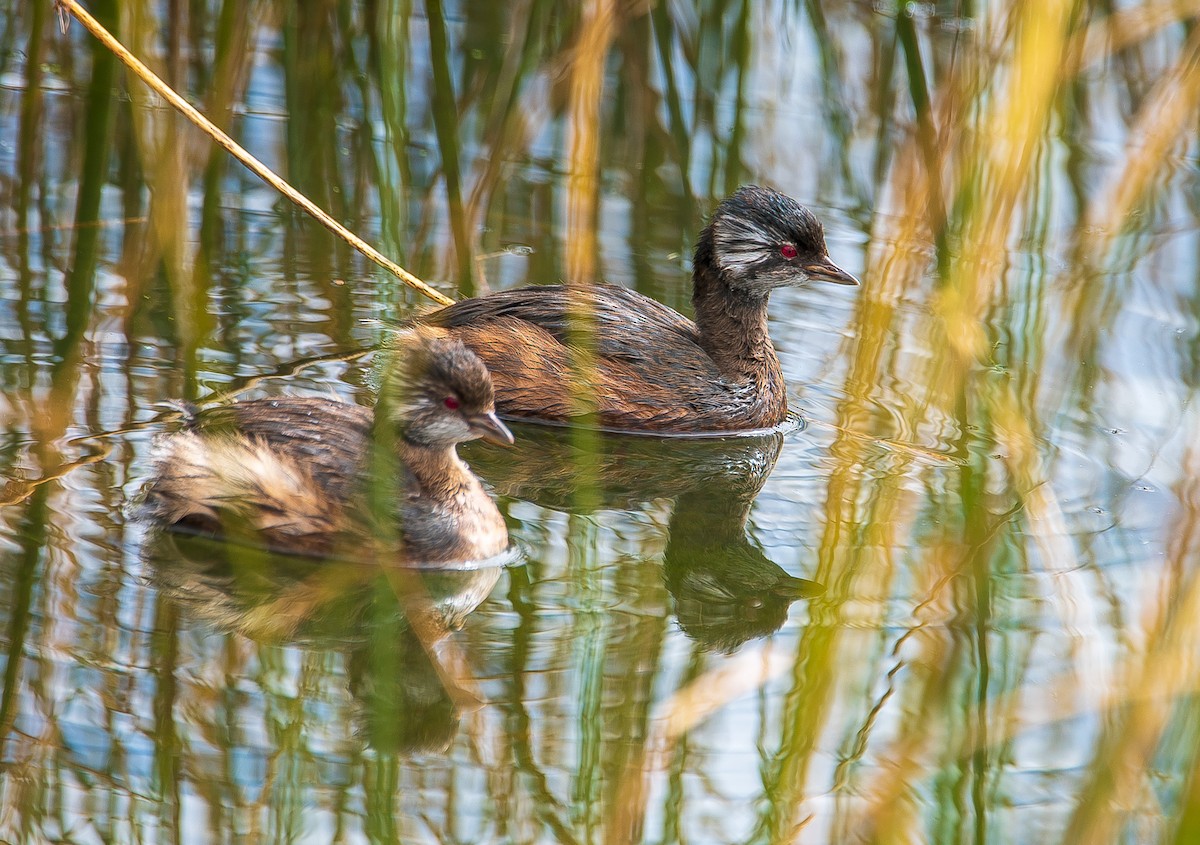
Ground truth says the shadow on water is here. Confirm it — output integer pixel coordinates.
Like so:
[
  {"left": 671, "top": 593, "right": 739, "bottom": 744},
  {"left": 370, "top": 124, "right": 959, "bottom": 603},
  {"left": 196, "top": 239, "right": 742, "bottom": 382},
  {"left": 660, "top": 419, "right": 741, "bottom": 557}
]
[
  {"left": 464, "top": 423, "right": 823, "bottom": 652},
  {"left": 145, "top": 530, "right": 502, "bottom": 755}
]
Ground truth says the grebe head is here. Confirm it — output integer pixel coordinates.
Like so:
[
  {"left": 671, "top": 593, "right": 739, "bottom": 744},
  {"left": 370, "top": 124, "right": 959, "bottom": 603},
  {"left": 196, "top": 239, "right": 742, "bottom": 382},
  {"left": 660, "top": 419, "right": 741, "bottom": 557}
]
[
  {"left": 383, "top": 329, "right": 513, "bottom": 448},
  {"left": 701, "top": 184, "right": 858, "bottom": 297}
]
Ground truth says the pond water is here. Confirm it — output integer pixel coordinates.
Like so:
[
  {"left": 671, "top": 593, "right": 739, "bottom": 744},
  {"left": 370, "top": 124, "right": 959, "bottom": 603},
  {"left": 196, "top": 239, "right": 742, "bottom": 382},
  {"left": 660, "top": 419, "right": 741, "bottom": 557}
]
[{"left": 2, "top": 2, "right": 1200, "bottom": 843}]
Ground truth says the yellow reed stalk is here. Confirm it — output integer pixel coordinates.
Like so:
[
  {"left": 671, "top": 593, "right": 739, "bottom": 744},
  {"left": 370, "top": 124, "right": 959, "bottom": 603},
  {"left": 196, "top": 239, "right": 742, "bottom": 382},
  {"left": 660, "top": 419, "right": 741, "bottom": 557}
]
[
  {"left": 122, "top": 0, "right": 203, "bottom": 365},
  {"left": 565, "top": 0, "right": 618, "bottom": 286},
  {"left": 55, "top": 0, "right": 454, "bottom": 306},
  {"left": 559, "top": 0, "right": 637, "bottom": 505},
  {"left": 849, "top": 619, "right": 956, "bottom": 844},
  {"left": 1072, "top": 0, "right": 1200, "bottom": 72},
  {"left": 1062, "top": 437, "right": 1200, "bottom": 843},
  {"left": 1080, "top": 23, "right": 1200, "bottom": 258},
  {"left": 844, "top": 439, "right": 1200, "bottom": 842},
  {"left": 827, "top": 1, "right": 1078, "bottom": 839},
  {"left": 941, "top": 0, "right": 1076, "bottom": 359}
]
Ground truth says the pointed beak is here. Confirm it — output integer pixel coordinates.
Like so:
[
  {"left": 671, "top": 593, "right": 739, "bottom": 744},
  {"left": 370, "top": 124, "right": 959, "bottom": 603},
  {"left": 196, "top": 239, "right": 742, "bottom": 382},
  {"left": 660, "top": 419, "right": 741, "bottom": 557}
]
[
  {"left": 470, "top": 411, "right": 514, "bottom": 446},
  {"left": 773, "top": 576, "right": 826, "bottom": 599},
  {"left": 803, "top": 255, "right": 859, "bottom": 286}
]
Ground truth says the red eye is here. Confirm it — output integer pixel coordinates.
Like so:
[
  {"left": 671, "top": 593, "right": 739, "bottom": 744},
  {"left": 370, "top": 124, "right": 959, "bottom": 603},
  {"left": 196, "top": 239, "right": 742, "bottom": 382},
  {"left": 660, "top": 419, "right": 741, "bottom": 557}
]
[
  {"left": 780, "top": 244, "right": 798, "bottom": 259},
  {"left": 443, "top": 396, "right": 460, "bottom": 410}
]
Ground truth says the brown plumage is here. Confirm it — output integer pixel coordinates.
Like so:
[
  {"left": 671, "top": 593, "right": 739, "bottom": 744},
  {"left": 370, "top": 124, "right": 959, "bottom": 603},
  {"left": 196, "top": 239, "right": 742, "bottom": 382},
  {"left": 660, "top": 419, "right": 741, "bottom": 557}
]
[
  {"left": 415, "top": 185, "right": 858, "bottom": 433},
  {"left": 144, "top": 329, "right": 513, "bottom": 564}
]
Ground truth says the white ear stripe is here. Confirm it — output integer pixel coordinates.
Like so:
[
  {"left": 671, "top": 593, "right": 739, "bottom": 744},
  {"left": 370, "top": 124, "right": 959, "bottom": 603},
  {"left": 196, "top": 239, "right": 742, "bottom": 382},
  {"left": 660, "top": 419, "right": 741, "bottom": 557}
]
[{"left": 713, "top": 215, "right": 778, "bottom": 276}]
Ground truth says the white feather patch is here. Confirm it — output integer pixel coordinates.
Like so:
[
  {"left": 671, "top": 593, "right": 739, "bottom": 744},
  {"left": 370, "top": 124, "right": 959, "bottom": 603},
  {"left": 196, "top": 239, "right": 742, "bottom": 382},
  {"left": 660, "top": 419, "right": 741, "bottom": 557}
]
[{"left": 712, "top": 215, "right": 778, "bottom": 277}]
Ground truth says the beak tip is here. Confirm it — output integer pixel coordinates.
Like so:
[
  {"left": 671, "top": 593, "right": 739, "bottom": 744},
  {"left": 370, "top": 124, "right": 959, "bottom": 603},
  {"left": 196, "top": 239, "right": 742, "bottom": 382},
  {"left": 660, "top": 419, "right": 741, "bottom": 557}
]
[
  {"left": 474, "top": 411, "right": 514, "bottom": 446},
  {"left": 826, "top": 266, "right": 860, "bottom": 287},
  {"left": 809, "top": 255, "right": 860, "bottom": 287}
]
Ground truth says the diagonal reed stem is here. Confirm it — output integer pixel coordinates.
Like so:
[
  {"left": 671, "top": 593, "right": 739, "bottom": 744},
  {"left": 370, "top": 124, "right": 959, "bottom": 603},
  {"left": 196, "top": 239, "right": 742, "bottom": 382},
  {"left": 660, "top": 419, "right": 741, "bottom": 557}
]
[{"left": 55, "top": 0, "right": 455, "bottom": 307}]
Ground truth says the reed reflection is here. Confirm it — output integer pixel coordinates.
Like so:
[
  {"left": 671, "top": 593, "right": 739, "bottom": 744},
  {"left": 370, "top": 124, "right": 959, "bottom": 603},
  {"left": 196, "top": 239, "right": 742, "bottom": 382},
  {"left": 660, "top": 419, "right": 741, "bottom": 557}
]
[{"left": 463, "top": 422, "right": 821, "bottom": 651}]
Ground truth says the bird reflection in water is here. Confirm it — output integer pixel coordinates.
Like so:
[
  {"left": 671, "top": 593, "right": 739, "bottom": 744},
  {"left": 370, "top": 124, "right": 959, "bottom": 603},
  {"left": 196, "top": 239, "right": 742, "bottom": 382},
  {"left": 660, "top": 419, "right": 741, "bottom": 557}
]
[
  {"left": 144, "top": 530, "right": 511, "bottom": 754},
  {"left": 665, "top": 484, "right": 822, "bottom": 654},
  {"left": 461, "top": 422, "right": 822, "bottom": 652}
]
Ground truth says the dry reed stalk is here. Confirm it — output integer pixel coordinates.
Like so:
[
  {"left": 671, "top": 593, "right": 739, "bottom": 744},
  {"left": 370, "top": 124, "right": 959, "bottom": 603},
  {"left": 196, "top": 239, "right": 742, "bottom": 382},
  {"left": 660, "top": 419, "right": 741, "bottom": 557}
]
[
  {"left": 788, "top": 155, "right": 944, "bottom": 845},
  {"left": 565, "top": 0, "right": 618, "bottom": 286},
  {"left": 848, "top": 607, "right": 958, "bottom": 844},
  {"left": 0, "top": 346, "right": 374, "bottom": 507},
  {"left": 561, "top": 0, "right": 618, "bottom": 432},
  {"left": 1071, "top": 0, "right": 1200, "bottom": 72},
  {"left": 824, "top": 0, "right": 1077, "bottom": 839},
  {"left": 772, "top": 297, "right": 933, "bottom": 839},
  {"left": 606, "top": 644, "right": 796, "bottom": 845},
  {"left": 0, "top": 215, "right": 147, "bottom": 237},
  {"left": 121, "top": 2, "right": 202, "bottom": 360},
  {"left": 832, "top": 0, "right": 1200, "bottom": 836},
  {"left": 1077, "top": 22, "right": 1200, "bottom": 262},
  {"left": 1062, "top": 436, "right": 1200, "bottom": 843},
  {"left": 734, "top": 2, "right": 1098, "bottom": 835},
  {"left": 55, "top": 0, "right": 454, "bottom": 306},
  {"left": 0, "top": 443, "right": 113, "bottom": 506},
  {"left": 559, "top": 1, "right": 636, "bottom": 443},
  {"left": 838, "top": 439, "right": 1200, "bottom": 841}
]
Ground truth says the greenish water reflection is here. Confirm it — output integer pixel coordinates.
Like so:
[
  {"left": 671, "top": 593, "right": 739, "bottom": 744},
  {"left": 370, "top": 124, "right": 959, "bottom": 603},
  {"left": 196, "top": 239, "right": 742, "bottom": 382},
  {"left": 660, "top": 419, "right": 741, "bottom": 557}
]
[{"left": 2, "top": 2, "right": 1200, "bottom": 844}]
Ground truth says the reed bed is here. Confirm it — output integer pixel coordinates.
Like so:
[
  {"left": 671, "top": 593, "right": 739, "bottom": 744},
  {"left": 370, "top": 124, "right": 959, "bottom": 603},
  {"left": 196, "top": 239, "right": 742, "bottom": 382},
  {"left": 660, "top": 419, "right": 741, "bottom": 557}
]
[{"left": 0, "top": 1, "right": 1198, "bottom": 844}]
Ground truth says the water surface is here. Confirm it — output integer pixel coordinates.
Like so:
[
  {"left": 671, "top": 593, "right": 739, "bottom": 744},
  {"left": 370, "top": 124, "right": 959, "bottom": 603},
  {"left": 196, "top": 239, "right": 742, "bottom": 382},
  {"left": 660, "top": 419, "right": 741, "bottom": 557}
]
[{"left": 1, "top": 2, "right": 1199, "bottom": 843}]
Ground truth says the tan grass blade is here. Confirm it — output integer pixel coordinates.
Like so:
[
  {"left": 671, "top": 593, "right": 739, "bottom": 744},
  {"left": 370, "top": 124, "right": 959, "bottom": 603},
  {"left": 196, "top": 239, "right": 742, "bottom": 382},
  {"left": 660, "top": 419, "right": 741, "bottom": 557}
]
[{"left": 55, "top": 0, "right": 454, "bottom": 307}]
